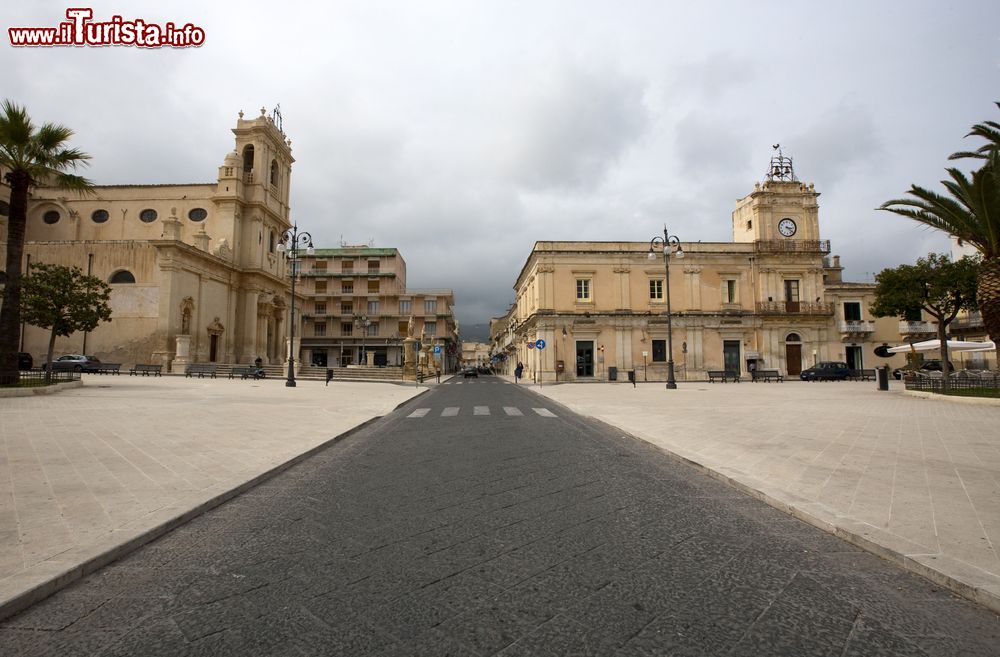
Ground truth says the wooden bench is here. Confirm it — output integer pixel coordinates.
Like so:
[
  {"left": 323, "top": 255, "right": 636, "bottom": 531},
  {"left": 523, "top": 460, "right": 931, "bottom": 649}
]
[
  {"left": 93, "top": 363, "right": 121, "bottom": 375},
  {"left": 129, "top": 363, "right": 162, "bottom": 376},
  {"left": 229, "top": 366, "right": 257, "bottom": 379},
  {"left": 708, "top": 370, "right": 740, "bottom": 383},
  {"left": 185, "top": 363, "right": 218, "bottom": 378},
  {"left": 848, "top": 369, "right": 876, "bottom": 381},
  {"left": 751, "top": 369, "right": 783, "bottom": 382}
]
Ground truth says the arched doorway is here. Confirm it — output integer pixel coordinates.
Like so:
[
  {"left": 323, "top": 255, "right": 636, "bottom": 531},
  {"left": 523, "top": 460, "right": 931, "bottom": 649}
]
[{"left": 785, "top": 332, "right": 803, "bottom": 376}]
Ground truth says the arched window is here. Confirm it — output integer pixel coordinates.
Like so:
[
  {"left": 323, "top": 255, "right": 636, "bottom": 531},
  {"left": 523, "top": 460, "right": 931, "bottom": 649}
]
[
  {"left": 109, "top": 270, "right": 136, "bottom": 284},
  {"left": 242, "top": 144, "right": 255, "bottom": 172},
  {"left": 785, "top": 333, "right": 802, "bottom": 342},
  {"left": 43, "top": 210, "right": 61, "bottom": 224},
  {"left": 270, "top": 159, "right": 279, "bottom": 186},
  {"left": 269, "top": 230, "right": 276, "bottom": 253}
]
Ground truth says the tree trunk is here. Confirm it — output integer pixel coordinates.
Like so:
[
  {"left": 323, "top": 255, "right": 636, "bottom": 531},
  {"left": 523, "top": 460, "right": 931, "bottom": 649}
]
[
  {"left": 978, "top": 256, "right": 1000, "bottom": 370},
  {"left": 937, "top": 319, "right": 950, "bottom": 393},
  {"left": 0, "top": 172, "right": 31, "bottom": 386}
]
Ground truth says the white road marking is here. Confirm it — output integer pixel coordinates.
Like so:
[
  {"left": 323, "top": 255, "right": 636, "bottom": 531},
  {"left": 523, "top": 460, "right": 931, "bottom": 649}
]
[
  {"left": 533, "top": 408, "right": 557, "bottom": 417},
  {"left": 474, "top": 406, "right": 490, "bottom": 415},
  {"left": 407, "top": 408, "right": 431, "bottom": 418},
  {"left": 503, "top": 407, "right": 523, "bottom": 416},
  {"left": 442, "top": 407, "right": 460, "bottom": 417}
]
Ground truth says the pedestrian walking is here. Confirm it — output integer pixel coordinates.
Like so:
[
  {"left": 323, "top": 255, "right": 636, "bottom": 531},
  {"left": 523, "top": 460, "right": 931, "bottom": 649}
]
[{"left": 514, "top": 361, "right": 523, "bottom": 383}]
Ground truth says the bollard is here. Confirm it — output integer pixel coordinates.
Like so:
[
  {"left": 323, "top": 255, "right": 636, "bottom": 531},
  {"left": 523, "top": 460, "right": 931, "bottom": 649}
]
[{"left": 876, "top": 365, "right": 889, "bottom": 391}]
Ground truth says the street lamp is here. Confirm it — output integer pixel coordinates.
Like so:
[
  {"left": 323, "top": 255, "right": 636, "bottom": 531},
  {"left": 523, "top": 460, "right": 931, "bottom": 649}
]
[
  {"left": 355, "top": 315, "right": 372, "bottom": 365},
  {"left": 649, "top": 225, "right": 684, "bottom": 389},
  {"left": 276, "top": 224, "right": 314, "bottom": 387}
]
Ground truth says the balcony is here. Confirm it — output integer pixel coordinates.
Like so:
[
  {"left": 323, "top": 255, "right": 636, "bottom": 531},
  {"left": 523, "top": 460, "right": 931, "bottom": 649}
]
[
  {"left": 951, "top": 311, "right": 984, "bottom": 331},
  {"left": 756, "top": 239, "right": 831, "bottom": 254},
  {"left": 839, "top": 320, "right": 875, "bottom": 336},
  {"left": 755, "top": 301, "right": 833, "bottom": 315},
  {"left": 899, "top": 320, "right": 937, "bottom": 335}
]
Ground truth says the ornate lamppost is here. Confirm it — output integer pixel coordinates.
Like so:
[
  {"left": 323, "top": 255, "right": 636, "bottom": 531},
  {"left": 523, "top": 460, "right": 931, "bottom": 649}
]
[
  {"left": 276, "top": 224, "right": 314, "bottom": 387},
  {"left": 355, "top": 315, "right": 372, "bottom": 365},
  {"left": 649, "top": 225, "right": 684, "bottom": 389}
]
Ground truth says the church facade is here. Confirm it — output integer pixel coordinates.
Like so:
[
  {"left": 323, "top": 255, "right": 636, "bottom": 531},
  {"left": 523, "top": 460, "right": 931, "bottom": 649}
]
[
  {"left": 1, "top": 109, "right": 298, "bottom": 370},
  {"left": 493, "top": 154, "right": 907, "bottom": 382}
]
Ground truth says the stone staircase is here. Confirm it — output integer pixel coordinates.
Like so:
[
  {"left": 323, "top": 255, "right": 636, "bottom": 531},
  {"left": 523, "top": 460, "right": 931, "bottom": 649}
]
[{"left": 297, "top": 365, "right": 407, "bottom": 382}]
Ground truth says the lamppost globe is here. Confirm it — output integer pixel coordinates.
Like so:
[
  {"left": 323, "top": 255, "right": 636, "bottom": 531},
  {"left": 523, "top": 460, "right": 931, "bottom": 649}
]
[
  {"left": 278, "top": 224, "right": 313, "bottom": 388},
  {"left": 649, "top": 225, "right": 682, "bottom": 390}
]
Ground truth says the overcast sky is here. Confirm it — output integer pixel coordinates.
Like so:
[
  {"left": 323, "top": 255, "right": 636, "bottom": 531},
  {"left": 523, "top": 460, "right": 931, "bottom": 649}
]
[{"left": 4, "top": 1, "right": 999, "bottom": 339}]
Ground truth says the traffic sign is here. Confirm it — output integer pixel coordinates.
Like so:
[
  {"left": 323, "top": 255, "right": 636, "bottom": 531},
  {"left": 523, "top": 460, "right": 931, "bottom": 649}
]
[
  {"left": 527, "top": 342, "right": 535, "bottom": 349},
  {"left": 535, "top": 339, "right": 546, "bottom": 350},
  {"left": 433, "top": 345, "right": 442, "bottom": 354}
]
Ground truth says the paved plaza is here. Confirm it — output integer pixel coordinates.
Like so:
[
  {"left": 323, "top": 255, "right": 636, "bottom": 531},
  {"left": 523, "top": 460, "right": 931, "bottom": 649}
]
[{"left": 1, "top": 373, "right": 999, "bottom": 637}]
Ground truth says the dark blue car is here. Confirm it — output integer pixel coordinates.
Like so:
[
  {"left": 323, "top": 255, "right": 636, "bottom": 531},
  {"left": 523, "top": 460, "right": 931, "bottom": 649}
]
[{"left": 799, "top": 361, "right": 851, "bottom": 381}]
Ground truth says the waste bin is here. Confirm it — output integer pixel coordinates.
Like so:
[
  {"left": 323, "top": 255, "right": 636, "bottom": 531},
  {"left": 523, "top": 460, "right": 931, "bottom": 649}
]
[
  {"left": 876, "top": 366, "right": 889, "bottom": 391},
  {"left": 608, "top": 366, "right": 618, "bottom": 381}
]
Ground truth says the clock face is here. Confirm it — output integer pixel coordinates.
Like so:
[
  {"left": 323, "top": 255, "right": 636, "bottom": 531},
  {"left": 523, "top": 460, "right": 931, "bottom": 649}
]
[{"left": 778, "top": 218, "right": 797, "bottom": 237}]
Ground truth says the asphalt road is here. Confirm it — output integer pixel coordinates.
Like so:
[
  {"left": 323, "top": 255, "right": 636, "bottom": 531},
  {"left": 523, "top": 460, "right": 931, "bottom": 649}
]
[{"left": 2, "top": 375, "right": 998, "bottom": 656}]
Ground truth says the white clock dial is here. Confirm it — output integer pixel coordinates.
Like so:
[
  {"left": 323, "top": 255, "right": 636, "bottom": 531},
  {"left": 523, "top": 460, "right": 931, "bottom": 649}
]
[{"left": 778, "top": 218, "right": 797, "bottom": 237}]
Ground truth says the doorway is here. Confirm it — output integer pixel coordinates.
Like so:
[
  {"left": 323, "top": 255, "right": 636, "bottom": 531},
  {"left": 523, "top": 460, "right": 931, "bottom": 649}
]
[
  {"left": 785, "top": 344, "right": 802, "bottom": 375},
  {"left": 846, "top": 345, "right": 863, "bottom": 370},
  {"left": 723, "top": 341, "right": 741, "bottom": 374},
  {"left": 576, "top": 341, "right": 594, "bottom": 377},
  {"left": 784, "top": 279, "right": 800, "bottom": 313},
  {"left": 209, "top": 335, "right": 218, "bottom": 362},
  {"left": 312, "top": 351, "right": 328, "bottom": 367}
]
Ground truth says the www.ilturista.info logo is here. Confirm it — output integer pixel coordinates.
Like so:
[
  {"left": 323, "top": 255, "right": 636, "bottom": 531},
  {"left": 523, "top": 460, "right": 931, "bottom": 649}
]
[{"left": 8, "top": 8, "right": 205, "bottom": 48}]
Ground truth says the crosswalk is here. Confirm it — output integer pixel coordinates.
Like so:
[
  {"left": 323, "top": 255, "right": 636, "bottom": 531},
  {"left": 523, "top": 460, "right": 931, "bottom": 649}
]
[{"left": 406, "top": 406, "right": 558, "bottom": 418}]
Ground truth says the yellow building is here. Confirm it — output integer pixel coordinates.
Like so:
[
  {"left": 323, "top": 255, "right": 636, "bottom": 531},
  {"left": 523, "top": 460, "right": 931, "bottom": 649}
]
[
  {"left": 294, "top": 246, "right": 458, "bottom": 371},
  {"left": 494, "top": 154, "right": 905, "bottom": 382},
  {"left": 1, "top": 108, "right": 298, "bottom": 371}
]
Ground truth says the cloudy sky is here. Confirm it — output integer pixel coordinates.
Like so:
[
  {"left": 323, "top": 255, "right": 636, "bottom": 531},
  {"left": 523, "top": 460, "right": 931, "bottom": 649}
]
[{"left": 4, "top": 1, "right": 999, "bottom": 339}]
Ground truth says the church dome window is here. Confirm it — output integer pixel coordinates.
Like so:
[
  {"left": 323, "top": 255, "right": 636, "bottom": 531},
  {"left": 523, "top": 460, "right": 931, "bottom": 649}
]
[
  {"left": 92, "top": 209, "right": 109, "bottom": 223},
  {"left": 139, "top": 208, "right": 158, "bottom": 223},
  {"left": 43, "top": 210, "right": 60, "bottom": 224},
  {"left": 109, "top": 270, "right": 136, "bottom": 284},
  {"left": 188, "top": 208, "right": 208, "bottom": 222}
]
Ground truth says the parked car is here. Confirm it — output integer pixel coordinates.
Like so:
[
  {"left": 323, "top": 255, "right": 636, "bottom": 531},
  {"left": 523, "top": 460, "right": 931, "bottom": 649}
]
[
  {"left": 893, "top": 359, "right": 955, "bottom": 380},
  {"left": 799, "top": 361, "right": 851, "bottom": 381},
  {"left": 17, "top": 352, "right": 33, "bottom": 370},
  {"left": 463, "top": 366, "right": 478, "bottom": 378},
  {"left": 42, "top": 354, "right": 102, "bottom": 372}
]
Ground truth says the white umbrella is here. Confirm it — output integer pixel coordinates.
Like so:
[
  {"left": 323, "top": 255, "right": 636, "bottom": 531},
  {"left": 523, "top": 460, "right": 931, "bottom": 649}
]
[{"left": 887, "top": 339, "right": 995, "bottom": 353}]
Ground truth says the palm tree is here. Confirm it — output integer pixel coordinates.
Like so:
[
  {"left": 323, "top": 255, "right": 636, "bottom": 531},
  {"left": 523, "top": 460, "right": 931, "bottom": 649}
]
[
  {"left": 879, "top": 140, "right": 1000, "bottom": 363},
  {"left": 0, "top": 100, "right": 92, "bottom": 384}
]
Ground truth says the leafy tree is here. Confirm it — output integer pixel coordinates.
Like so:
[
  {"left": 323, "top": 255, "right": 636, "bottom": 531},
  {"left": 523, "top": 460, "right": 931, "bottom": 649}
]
[
  {"left": 879, "top": 103, "right": 1000, "bottom": 363},
  {"left": 870, "top": 253, "right": 979, "bottom": 390},
  {"left": 0, "top": 100, "right": 92, "bottom": 385},
  {"left": 20, "top": 263, "right": 111, "bottom": 383}
]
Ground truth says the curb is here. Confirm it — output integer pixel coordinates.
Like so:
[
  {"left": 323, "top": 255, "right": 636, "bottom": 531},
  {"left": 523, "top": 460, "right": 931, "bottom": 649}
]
[{"left": 0, "top": 390, "right": 428, "bottom": 623}]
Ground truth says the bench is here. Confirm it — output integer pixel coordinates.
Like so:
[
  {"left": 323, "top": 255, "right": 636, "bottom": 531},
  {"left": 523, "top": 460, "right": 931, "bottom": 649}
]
[
  {"left": 751, "top": 369, "right": 783, "bottom": 382},
  {"left": 129, "top": 363, "right": 162, "bottom": 376},
  {"left": 185, "top": 363, "right": 218, "bottom": 378},
  {"left": 93, "top": 363, "right": 121, "bottom": 375},
  {"left": 228, "top": 366, "right": 261, "bottom": 379},
  {"left": 708, "top": 370, "right": 740, "bottom": 383},
  {"left": 848, "top": 369, "right": 876, "bottom": 381}
]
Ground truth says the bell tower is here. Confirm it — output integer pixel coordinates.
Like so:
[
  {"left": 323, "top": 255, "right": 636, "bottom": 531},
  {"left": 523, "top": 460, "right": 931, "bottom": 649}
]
[{"left": 732, "top": 146, "right": 821, "bottom": 244}]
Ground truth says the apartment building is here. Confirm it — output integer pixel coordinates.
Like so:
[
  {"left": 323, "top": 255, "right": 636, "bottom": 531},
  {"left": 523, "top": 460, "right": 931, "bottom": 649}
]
[{"left": 295, "top": 246, "right": 458, "bottom": 370}]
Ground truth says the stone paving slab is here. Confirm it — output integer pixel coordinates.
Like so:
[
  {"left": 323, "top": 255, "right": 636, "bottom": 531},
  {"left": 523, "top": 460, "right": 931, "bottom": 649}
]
[
  {"left": 525, "top": 378, "right": 1000, "bottom": 613},
  {"left": 0, "top": 375, "right": 424, "bottom": 620}
]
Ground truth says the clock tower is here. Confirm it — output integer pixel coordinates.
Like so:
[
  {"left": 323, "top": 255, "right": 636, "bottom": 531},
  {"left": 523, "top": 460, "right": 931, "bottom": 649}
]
[{"left": 732, "top": 147, "right": 821, "bottom": 244}]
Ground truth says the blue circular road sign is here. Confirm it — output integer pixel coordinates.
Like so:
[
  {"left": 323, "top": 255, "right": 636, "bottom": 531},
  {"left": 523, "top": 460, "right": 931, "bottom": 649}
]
[
  {"left": 433, "top": 345, "right": 442, "bottom": 354},
  {"left": 535, "top": 339, "right": 546, "bottom": 350}
]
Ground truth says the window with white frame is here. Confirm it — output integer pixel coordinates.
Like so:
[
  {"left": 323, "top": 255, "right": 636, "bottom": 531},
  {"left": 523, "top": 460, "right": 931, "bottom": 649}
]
[
  {"left": 425, "top": 321, "right": 437, "bottom": 336},
  {"left": 341, "top": 322, "right": 353, "bottom": 336},
  {"left": 649, "top": 279, "right": 663, "bottom": 300},
  {"left": 576, "top": 278, "right": 592, "bottom": 301},
  {"left": 424, "top": 299, "right": 437, "bottom": 314},
  {"left": 368, "top": 300, "right": 379, "bottom": 314},
  {"left": 314, "top": 322, "right": 326, "bottom": 337},
  {"left": 399, "top": 299, "right": 412, "bottom": 314},
  {"left": 367, "top": 322, "right": 379, "bottom": 337},
  {"left": 315, "top": 302, "right": 327, "bottom": 315}
]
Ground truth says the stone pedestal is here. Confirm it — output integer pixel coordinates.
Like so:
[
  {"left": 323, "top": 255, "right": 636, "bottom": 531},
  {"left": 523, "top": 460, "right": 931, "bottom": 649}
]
[
  {"left": 366, "top": 350, "right": 375, "bottom": 367},
  {"left": 403, "top": 337, "right": 417, "bottom": 380},
  {"left": 170, "top": 334, "right": 191, "bottom": 372}
]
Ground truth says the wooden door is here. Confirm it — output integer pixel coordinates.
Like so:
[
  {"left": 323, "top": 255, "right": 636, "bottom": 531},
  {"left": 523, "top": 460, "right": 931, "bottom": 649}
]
[{"left": 786, "top": 343, "right": 802, "bottom": 375}]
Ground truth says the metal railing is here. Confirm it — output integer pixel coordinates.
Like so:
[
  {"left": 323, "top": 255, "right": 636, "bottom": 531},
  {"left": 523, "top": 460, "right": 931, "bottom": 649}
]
[
  {"left": 0, "top": 370, "right": 80, "bottom": 387},
  {"left": 838, "top": 320, "right": 875, "bottom": 333},
  {"left": 899, "top": 320, "right": 936, "bottom": 335},
  {"left": 756, "top": 239, "right": 830, "bottom": 254},
  {"left": 756, "top": 301, "right": 833, "bottom": 315},
  {"left": 904, "top": 371, "right": 1000, "bottom": 392}
]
